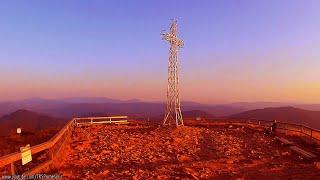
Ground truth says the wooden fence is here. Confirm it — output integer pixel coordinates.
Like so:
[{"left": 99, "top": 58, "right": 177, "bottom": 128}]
[
  {"left": 238, "top": 119, "right": 320, "bottom": 143},
  {"left": 0, "top": 116, "right": 128, "bottom": 176},
  {"left": 75, "top": 116, "right": 128, "bottom": 125},
  {"left": 0, "top": 116, "right": 318, "bottom": 176}
]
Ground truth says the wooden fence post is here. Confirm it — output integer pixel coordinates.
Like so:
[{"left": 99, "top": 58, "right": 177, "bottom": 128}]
[
  {"left": 10, "top": 162, "right": 15, "bottom": 175},
  {"left": 50, "top": 148, "right": 54, "bottom": 160}
]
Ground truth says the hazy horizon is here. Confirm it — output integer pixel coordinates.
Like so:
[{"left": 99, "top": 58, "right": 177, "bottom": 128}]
[
  {"left": 0, "top": 96, "right": 313, "bottom": 105},
  {"left": 1, "top": 0, "right": 320, "bottom": 104}
]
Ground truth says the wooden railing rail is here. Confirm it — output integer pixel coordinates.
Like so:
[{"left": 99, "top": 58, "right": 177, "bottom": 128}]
[
  {"left": 0, "top": 118, "right": 76, "bottom": 175},
  {"left": 75, "top": 116, "right": 128, "bottom": 125},
  {"left": 75, "top": 116, "right": 128, "bottom": 120}
]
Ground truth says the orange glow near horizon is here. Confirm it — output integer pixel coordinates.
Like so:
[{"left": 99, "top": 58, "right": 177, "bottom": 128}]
[
  {"left": 1, "top": 1, "right": 320, "bottom": 104},
  {"left": 1, "top": 65, "right": 320, "bottom": 104}
]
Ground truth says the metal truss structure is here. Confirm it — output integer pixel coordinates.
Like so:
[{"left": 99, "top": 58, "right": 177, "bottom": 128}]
[{"left": 161, "top": 20, "right": 184, "bottom": 127}]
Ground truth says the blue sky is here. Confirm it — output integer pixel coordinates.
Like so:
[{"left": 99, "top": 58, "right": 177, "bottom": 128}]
[{"left": 0, "top": 0, "right": 320, "bottom": 103}]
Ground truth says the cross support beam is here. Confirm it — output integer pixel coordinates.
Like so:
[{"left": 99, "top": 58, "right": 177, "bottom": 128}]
[{"left": 161, "top": 20, "right": 184, "bottom": 127}]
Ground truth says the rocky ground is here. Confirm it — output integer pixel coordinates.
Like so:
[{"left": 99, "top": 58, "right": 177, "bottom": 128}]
[
  {"left": 51, "top": 123, "right": 320, "bottom": 179},
  {"left": 0, "top": 128, "right": 61, "bottom": 176},
  {"left": 0, "top": 128, "right": 60, "bottom": 157}
]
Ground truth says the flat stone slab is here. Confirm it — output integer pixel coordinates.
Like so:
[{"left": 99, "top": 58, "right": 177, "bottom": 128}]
[
  {"left": 289, "top": 146, "right": 317, "bottom": 159},
  {"left": 276, "top": 137, "right": 294, "bottom": 146}
]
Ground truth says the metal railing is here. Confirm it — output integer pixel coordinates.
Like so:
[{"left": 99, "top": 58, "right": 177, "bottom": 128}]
[
  {"left": 75, "top": 116, "right": 128, "bottom": 125},
  {"left": 238, "top": 119, "right": 320, "bottom": 142},
  {"left": 0, "top": 116, "right": 128, "bottom": 176}
]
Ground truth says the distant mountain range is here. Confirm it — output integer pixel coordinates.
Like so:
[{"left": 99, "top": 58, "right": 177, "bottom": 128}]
[
  {"left": 0, "top": 97, "right": 246, "bottom": 118},
  {"left": 0, "top": 110, "right": 67, "bottom": 136},
  {"left": 182, "top": 110, "right": 216, "bottom": 119},
  {"left": 1, "top": 105, "right": 320, "bottom": 137},
  {"left": 229, "top": 106, "right": 320, "bottom": 129},
  {"left": 0, "top": 97, "right": 320, "bottom": 129},
  {"left": 0, "top": 109, "right": 215, "bottom": 136},
  {"left": 227, "top": 102, "right": 320, "bottom": 112}
]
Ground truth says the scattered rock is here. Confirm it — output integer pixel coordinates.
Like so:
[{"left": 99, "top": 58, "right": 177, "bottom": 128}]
[
  {"left": 315, "top": 162, "right": 320, "bottom": 170},
  {"left": 177, "top": 154, "right": 190, "bottom": 162},
  {"left": 227, "top": 160, "right": 234, "bottom": 164},
  {"left": 111, "top": 143, "right": 119, "bottom": 150},
  {"left": 281, "top": 152, "right": 290, "bottom": 156},
  {"left": 110, "top": 157, "right": 119, "bottom": 164},
  {"left": 47, "top": 124, "right": 319, "bottom": 179},
  {"left": 102, "top": 169, "right": 109, "bottom": 176},
  {"left": 184, "top": 167, "right": 199, "bottom": 180}
]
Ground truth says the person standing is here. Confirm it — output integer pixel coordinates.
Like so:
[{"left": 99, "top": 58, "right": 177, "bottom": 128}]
[{"left": 271, "top": 120, "right": 277, "bottom": 133}]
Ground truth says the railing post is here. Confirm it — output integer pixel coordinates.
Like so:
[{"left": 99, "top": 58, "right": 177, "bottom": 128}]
[
  {"left": 10, "top": 162, "right": 15, "bottom": 175},
  {"left": 91, "top": 118, "right": 93, "bottom": 124},
  {"left": 49, "top": 147, "right": 54, "bottom": 161}
]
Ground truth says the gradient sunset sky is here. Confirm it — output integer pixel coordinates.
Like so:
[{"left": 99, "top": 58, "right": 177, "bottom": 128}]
[{"left": 0, "top": 0, "right": 319, "bottom": 103}]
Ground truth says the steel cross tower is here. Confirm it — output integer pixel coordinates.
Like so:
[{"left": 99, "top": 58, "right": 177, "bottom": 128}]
[{"left": 161, "top": 20, "right": 184, "bottom": 126}]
